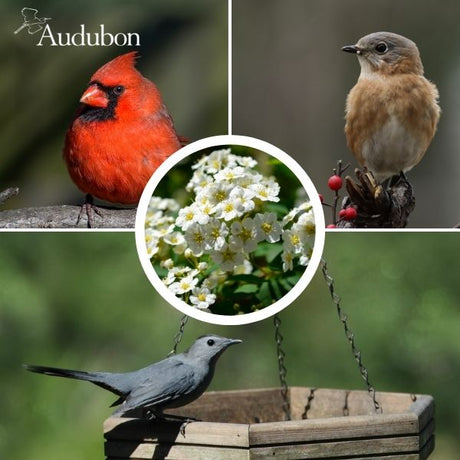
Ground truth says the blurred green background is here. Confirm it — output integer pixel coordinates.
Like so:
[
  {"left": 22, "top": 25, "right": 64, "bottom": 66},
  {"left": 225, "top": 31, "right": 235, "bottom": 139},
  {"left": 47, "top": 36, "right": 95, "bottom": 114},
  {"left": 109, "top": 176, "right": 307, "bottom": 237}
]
[
  {"left": 0, "top": 231, "right": 459, "bottom": 458},
  {"left": 233, "top": 0, "right": 460, "bottom": 228},
  {"left": 0, "top": 0, "right": 227, "bottom": 209}
]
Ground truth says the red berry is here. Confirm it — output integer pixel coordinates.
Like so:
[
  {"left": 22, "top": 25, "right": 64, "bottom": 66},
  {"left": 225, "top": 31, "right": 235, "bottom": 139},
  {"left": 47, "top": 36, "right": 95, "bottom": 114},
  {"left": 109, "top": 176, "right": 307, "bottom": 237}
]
[
  {"left": 326, "top": 224, "right": 337, "bottom": 229},
  {"left": 344, "top": 207, "right": 358, "bottom": 220},
  {"left": 338, "top": 209, "right": 347, "bottom": 218},
  {"left": 318, "top": 194, "right": 324, "bottom": 203},
  {"left": 328, "top": 175, "right": 343, "bottom": 191}
]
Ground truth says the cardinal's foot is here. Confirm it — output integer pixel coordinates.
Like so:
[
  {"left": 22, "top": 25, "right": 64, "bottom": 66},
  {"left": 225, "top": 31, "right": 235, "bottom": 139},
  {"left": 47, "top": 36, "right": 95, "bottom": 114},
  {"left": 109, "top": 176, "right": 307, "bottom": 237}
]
[{"left": 77, "top": 194, "right": 103, "bottom": 228}]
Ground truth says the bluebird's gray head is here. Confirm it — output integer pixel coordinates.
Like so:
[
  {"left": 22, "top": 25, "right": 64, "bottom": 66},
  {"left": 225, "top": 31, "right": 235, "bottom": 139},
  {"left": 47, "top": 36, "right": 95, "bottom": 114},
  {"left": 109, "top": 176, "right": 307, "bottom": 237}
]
[{"left": 342, "top": 32, "right": 423, "bottom": 76}]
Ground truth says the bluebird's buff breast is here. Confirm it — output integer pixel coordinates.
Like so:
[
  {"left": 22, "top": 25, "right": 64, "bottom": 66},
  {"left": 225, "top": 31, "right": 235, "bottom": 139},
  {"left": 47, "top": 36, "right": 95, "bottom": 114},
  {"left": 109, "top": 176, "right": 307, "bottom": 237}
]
[{"left": 345, "top": 73, "right": 440, "bottom": 181}]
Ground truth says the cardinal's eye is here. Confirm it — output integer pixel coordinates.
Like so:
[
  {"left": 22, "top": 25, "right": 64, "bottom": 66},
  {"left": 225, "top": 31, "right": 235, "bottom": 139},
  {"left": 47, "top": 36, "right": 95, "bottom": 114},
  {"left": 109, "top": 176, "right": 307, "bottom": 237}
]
[
  {"left": 112, "top": 85, "right": 125, "bottom": 96},
  {"left": 207, "top": 339, "right": 215, "bottom": 346},
  {"left": 375, "top": 42, "right": 388, "bottom": 54}
]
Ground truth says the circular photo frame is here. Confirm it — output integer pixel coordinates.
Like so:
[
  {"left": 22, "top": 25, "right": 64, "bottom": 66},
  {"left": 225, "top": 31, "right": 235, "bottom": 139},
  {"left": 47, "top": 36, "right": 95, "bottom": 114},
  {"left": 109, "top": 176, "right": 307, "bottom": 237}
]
[{"left": 135, "top": 135, "right": 325, "bottom": 325}]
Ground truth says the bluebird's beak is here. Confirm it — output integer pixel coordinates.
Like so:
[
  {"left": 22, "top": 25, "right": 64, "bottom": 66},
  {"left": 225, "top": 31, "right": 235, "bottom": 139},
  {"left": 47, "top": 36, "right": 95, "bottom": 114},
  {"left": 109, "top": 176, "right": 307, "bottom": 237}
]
[{"left": 342, "top": 44, "right": 360, "bottom": 54}]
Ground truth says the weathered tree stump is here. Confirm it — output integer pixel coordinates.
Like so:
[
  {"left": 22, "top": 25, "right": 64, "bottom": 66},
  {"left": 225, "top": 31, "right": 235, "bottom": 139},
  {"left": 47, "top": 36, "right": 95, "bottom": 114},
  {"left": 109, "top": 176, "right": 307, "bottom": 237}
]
[{"left": 338, "top": 169, "right": 415, "bottom": 228}]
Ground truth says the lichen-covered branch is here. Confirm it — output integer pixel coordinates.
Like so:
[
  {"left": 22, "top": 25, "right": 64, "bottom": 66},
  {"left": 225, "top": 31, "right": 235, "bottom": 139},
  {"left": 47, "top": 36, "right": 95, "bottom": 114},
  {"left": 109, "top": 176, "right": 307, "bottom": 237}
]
[{"left": 0, "top": 205, "right": 136, "bottom": 229}]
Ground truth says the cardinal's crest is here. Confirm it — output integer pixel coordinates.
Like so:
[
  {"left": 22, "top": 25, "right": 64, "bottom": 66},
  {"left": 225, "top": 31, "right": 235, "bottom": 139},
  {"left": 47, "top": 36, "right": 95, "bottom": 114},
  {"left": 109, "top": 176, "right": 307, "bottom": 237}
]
[{"left": 14, "top": 7, "right": 51, "bottom": 35}]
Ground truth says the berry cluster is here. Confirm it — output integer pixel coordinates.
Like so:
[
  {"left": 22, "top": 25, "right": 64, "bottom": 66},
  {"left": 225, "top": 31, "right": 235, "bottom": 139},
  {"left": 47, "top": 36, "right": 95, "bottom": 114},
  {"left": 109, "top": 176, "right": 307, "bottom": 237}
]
[{"left": 322, "top": 161, "right": 358, "bottom": 228}]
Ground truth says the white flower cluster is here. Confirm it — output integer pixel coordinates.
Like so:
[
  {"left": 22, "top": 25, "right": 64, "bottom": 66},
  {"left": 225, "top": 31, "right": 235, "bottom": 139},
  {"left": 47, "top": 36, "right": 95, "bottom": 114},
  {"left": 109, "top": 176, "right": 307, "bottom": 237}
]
[{"left": 145, "top": 149, "right": 315, "bottom": 312}]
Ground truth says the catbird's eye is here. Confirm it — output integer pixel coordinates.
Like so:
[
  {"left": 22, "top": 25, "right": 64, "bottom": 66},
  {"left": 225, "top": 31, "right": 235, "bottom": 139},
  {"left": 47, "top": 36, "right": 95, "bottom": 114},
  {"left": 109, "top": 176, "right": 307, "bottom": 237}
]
[
  {"left": 375, "top": 42, "right": 388, "bottom": 54},
  {"left": 207, "top": 339, "right": 215, "bottom": 346},
  {"left": 112, "top": 85, "right": 125, "bottom": 96}
]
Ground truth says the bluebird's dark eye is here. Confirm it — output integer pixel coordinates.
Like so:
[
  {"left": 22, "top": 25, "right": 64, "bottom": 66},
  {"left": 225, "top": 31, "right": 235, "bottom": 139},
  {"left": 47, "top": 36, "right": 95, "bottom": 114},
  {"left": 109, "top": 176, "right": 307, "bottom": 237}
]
[
  {"left": 112, "top": 85, "right": 124, "bottom": 96},
  {"left": 375, "top": 42, "right": 388, "bottom": 54},
  {"left": 207, "top": 339, "right": 215, "bottom": 346}
]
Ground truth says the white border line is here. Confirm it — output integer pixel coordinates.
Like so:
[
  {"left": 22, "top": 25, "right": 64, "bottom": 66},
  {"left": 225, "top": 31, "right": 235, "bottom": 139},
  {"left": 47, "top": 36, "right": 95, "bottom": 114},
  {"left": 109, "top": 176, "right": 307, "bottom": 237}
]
[
  {"left": 135, "top": 135, "right": 326, "bottom": 326},
  {"left": 228, "top": 0, "right": 232, "bottom": 135}
]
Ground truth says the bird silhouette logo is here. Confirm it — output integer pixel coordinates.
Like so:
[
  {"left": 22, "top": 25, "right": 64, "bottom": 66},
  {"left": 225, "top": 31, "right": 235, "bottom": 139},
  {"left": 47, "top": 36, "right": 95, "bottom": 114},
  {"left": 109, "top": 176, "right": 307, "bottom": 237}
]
[{"left": 14, "top": 7, "right": 51, "bottom": 35}]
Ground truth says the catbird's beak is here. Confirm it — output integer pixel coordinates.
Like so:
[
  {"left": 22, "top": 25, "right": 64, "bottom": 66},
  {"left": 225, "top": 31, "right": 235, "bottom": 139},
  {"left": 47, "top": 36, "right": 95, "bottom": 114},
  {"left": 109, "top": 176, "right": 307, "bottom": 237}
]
[
  {"left": 228, "top": 339, "right": 242, "bottom": 346},
  {"left": 342, "top": 44, "right": 361, "bottom": 54}
]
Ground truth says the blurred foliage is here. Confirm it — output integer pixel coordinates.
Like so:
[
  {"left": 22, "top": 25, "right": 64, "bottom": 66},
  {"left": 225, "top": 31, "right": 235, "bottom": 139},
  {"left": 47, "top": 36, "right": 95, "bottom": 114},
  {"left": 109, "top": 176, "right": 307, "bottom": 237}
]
[
  {"left": 0, "top": 0, "right": 227, "bottom": 209},
  {"left": 0, "top": 232, "right": 459, "bottom": 458},
  {"left": 233, "top": 0, "right": 460, "bottom": 227}
]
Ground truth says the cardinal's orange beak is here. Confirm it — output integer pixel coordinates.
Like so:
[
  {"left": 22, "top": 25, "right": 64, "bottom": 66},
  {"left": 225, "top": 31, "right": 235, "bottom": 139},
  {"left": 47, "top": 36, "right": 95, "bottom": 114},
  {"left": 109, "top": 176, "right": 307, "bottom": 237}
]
[{"left": 80, "top": 84, "right": 108, "bottom": 108}]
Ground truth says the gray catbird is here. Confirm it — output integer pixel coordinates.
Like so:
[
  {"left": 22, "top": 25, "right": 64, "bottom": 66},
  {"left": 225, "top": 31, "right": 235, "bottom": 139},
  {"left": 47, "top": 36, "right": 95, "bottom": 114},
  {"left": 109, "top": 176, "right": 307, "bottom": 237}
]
[{"left": 24, "top": 334, "right": 241, "bottom": 417}]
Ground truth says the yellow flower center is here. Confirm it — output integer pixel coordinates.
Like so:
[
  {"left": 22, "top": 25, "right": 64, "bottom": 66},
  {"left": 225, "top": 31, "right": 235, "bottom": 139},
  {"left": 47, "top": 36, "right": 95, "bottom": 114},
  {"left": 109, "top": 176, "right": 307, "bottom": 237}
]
[
  {"left": 224, "top": 202, "right": 234, "bottom": 213},
  {"left": 304, "top": 222, "right": 315, "bottom": 235},
  {"left": 261, "top": 222, "right": 272, "bottom": 234},
  {"left": 240, "top": 227, "right": 252, "bottom": 241},
  {"left": 194, "top": 232, "right": 205, "bottom": 243},
  {"left": 215, "top": 191, "right": 227, "bottom": 202}
]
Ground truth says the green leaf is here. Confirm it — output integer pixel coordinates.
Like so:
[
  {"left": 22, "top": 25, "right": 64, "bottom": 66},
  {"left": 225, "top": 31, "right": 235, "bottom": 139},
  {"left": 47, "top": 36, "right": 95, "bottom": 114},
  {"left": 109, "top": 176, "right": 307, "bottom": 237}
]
[
  {"left": 278, "top": 277, "right": 293, "bottom": 292},
  {"left": 234, "top": 284, "right": 259, "bottom": 294},
  {"left": 254, "top": 242, "right": 283, "bottom": 263},
  {"left": 285, "top": 273, "right": 302, "bottom": 286},
  {"left": 265, "top": 202, "right": 289, "bottom": 217},
  {"left": 257, "top": 281, "right": 272, "bottom": 305},
  {"left": 231, "top": 274, "right": 263, "bottom": 284},
  {"left": 269, "top": 278, "right": 283, "bottom": 300}
]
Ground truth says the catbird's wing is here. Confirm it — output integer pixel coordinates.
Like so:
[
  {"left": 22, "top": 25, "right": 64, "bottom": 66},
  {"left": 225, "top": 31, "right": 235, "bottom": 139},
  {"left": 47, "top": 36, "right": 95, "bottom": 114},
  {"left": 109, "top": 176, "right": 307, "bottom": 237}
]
[{"left": 114, "top": 358, "right": 198, "bottom": 415}]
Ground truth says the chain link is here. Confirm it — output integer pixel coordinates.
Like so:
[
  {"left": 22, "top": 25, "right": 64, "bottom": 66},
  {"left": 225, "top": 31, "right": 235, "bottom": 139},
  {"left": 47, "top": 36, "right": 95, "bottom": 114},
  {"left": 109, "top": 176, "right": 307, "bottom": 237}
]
[
  {"left": 301, "top": 387, "right": 316, "bottom": 419},
  {"left": 168, "top": 315, "right": 189, "bottom": 356},
  {"left": 274, "top": 314, "right": 291, "bottom": 421},
  {"left": 321, "top": 258, "right": 382, "bottom": 413}
]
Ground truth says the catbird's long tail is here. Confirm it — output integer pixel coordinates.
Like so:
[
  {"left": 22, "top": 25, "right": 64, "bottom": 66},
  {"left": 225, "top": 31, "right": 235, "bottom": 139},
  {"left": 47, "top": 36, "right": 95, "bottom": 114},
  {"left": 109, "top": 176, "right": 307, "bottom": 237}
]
[
  {"left": 25, "top": 364, "right": 99, "bottom": 381},
  {"left": 23, "top": 364, "right": 125, "bottom": 398}
]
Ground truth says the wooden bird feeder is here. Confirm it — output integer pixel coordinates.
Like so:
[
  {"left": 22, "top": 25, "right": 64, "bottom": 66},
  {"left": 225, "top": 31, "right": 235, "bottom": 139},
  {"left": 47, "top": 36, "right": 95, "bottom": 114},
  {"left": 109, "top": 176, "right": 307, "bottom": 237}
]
[{"left": 104, "top": 386, "right": 434, "bottom": 459}]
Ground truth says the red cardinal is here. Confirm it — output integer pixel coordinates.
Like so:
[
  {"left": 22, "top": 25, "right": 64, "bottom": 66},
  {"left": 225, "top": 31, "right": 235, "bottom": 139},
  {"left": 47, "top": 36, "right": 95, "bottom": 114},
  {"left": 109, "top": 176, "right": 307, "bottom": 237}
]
[{"left": 63, "top": 52, "right": 183, "bottom": 223}]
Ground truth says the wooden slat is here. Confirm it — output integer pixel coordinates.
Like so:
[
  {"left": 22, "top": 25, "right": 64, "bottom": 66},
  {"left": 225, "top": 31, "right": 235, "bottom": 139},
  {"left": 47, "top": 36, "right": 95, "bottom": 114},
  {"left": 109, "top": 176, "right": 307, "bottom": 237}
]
[
  {"left": 420, "top": 435, "right": 435, "bottom": 460},
  {"left": 290, "top": 387, "right": 431, "bottom": 419},
  {"left": 105, "top": 441, "right": 249, "bottom": 460},
  {"left": 419, "top": 419, "right": 435, "bottom": 452},
  {"left": 410, "top": 395, "right": 434, "bottom": 430},
  {"left": 166, "top": 388, "right": 286, "bottom": 423},
  {"left": 104, "top": 417, "right": 249, "bottom": 447},
  {"left": 249, "top": 413, "right": 420, "bottom": 445},
  {"left": 251, "top": 436, "right": 421, "bottom": 459}
]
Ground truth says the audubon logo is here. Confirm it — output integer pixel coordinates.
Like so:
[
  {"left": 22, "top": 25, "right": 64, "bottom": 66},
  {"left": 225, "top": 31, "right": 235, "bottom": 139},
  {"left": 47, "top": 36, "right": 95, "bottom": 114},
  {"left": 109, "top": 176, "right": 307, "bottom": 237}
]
[
  {"left": 14, "top": 7, "right": 51, "bottom": 35},
  {"left": 15, "top": 7, "right": 141, "bottom": 47}
]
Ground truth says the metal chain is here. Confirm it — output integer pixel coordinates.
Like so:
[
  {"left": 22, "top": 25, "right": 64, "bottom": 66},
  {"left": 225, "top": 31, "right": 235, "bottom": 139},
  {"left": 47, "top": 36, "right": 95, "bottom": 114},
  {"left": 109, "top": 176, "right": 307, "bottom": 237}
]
[
  {"left": 301, "top": 387, "right": 316, "bottom": 419},
  {"left": 274, "top": 314, "right": 291, "bottom": 421},
  {"left": 168, "top": 315, "right": 189, "bottom": 356},
  {"left": 321, "top": 258, "right": 382, "bottom": 413}
]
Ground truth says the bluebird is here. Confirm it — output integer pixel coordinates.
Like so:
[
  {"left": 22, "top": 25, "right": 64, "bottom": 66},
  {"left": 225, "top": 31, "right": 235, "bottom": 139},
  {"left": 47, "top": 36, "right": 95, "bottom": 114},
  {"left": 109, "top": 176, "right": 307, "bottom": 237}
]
[
  {"left": 343, "top": 32, "right": 440, "bottom": 183},
  {"left": 24, "top": 335, "right": 241, "bottom": 418}
]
